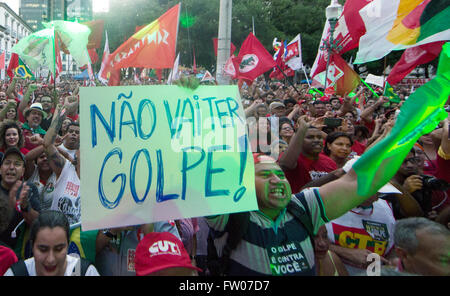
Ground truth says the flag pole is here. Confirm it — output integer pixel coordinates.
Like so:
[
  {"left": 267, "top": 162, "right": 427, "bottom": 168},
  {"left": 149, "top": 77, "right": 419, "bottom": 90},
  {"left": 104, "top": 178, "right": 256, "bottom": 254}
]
[
  {"left": 276, "top": 65, "right": 303, "bottom": 97},
  {"left": 360, "top": 77, "right": 380, "bottom": 98},
  {"left": 301, "top": 65, "right": 311, "bottom": 88},
  {"left": 53, "top": 28, "right": 57, "bottom": 103}
]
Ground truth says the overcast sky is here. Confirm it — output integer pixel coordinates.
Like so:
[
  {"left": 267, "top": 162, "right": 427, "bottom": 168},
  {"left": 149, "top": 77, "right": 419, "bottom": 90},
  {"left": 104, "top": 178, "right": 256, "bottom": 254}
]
[
  {"left": 1, "top": 1, "right": 109, "bottom": 15},
  {"left": 2, "top": 0, "right": 19, "bottom": 14}
]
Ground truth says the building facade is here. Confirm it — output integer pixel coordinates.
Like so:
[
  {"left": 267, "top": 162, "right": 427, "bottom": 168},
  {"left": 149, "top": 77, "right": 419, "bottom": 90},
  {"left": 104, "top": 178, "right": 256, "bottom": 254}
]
[
  {"left": 19, "top": 0, "right": 48, "bottom": 31},
  {"left": 0, "top": 2, "right": 33, "bottom": 79}
]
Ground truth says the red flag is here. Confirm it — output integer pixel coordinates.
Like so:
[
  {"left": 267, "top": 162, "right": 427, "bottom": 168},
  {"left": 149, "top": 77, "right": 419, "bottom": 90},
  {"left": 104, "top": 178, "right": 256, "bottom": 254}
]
[
  {"left": 0, "top": 52, "right": 5, "bottom": 69},
  {"left": 223, "top": 55, "right": 236, "bottom": 78},
  {"left": 386, "top": 41, "right": 445, "bottom": 85},
  {"left": 213, "top": 38, "right": 236, "bottom": 57},
  {"left": 82, "top": 20, "right": 105, "bottom": 49},
  {"left": 270, "top": 41, "right": 286, "bottom": 80},
  {"left": 98, "top": 31, "right": 110, "bottom": 84},
  {"left": 155, "top": 69, "right": 163, "bottom": 82},
  {"left": 108, "top": 68, "right": 120, "bottom": 86},
  {"left": 193, "top": 48, "right": 197, "bottom": 74},
  {"left": 328, "top": 54, "right": 361, "bottom": 97},
  {"left": 334, "top": 0, "right": 375, "bottom": 54},
  {"left": 110, "top": 4, "right": 180, "bottom": 70},
  {"left": 233, "top": 33, "right": 276, "bottom": 84},
  {"left": 311, "top": 0, "right": 374, "bottom": 83},
  {"left": 7, "top": 53, "right": 19, "bottom": 81},
  {"left": 54, "top": 33, "right": 63, "bottom": 79},
  {"left": 88, "top": 48, "right": 98, "bottom": 64}
]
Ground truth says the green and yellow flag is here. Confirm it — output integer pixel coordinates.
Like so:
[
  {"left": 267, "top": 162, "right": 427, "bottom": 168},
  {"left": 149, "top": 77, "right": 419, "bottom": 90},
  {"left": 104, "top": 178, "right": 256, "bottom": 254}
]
[
  {"left": 353, "top": 42, "right": 450, "bottom": 197},
  {"left": 383, "top": 81, "right": 400, "bottom": 103},
  {"left": 68, "top": 225, "right": 98, "bottom": 264}
]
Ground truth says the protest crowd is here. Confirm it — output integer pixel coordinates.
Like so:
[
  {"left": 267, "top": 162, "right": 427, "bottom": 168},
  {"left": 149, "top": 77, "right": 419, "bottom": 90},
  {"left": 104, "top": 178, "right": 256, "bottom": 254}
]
[{"left": 0, "top": 2, "right": 449, "bottom": 277}]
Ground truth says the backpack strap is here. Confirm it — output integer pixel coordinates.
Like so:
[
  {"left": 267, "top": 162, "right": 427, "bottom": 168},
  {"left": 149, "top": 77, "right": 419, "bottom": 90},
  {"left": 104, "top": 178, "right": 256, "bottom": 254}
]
[
  {"left": 9, "top": 260, "right": 29, "bottom": 276},
  {"left": 287, "top": 198, "right": 315, "bottom": 241},
  {"left": 220, "top": 211, "right": 250, "bottom": 275},
  {"left": 207, "top": 212, "right": 250, "bottom": 276},
  {"left": 80, "top": 258, "right": 92, "bottom": 276}
]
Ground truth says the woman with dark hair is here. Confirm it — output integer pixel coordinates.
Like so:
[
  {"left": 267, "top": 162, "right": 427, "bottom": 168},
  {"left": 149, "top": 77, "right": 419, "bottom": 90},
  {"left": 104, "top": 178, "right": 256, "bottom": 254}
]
[
  {"left": 59, "top": 118, "right": 73, "bottom": 137},
  {"left": 4, "top": 210, "right": 99, "bottom": 276},
  {"left": 278, "top": 117, "right": 295, "bottom": 144},
  {"left": 0, "top": 101, "right": 19, "bottom": 123},
  {"left": 324, "top": 132, "right": 353, "bottom": 168},
  {"left": 0, "top": 120, "right": 29, "bottom": 156}
]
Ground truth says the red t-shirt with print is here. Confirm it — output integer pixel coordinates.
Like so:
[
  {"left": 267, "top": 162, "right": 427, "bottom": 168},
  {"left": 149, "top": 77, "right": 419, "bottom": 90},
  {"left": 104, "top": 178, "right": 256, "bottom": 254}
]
[{"left": 282, "top": 153, "right": 337, "bottom": 194}]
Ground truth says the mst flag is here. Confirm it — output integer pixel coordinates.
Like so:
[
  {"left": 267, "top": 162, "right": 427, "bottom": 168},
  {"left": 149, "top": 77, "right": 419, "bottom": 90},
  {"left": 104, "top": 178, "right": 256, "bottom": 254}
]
[
  {"left": 110, "top": 3, "right": 181, "bottom": 69},
  {"left": 353, "top": 42, "right": 450, "bottom": 197},
  {"left": 355, "top": 0, "right": 450, "bottom": 64},
  {"left": 233, "top": 33, "right": 276, "bottom": 84}
]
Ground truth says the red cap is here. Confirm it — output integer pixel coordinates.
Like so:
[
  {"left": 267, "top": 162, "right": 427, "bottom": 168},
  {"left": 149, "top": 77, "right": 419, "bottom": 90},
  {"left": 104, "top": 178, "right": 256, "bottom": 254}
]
[{"left": 135, "top": 232, "right": 202, "bottom": 276}]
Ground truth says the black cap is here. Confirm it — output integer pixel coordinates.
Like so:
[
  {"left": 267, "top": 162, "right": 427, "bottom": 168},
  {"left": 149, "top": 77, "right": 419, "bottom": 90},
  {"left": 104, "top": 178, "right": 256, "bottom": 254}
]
[{"left": 1, "top": 147, "right": 26, "bottom": 165}]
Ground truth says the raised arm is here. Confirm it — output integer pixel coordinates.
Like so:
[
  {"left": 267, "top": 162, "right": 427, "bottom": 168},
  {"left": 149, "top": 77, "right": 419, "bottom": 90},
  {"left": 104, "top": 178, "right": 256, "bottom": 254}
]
[
  {"left": 278, "top": 116, "right": 309, "bottom": 170},
  {"left": 43, "top": 104, "right": 66, "bottom": 177},
  {"left": 360, "top": 96, "right": 388, "bottom": 123},
  {"left": 18, "top": 83, "right": 39, "bottom": 118},
  {"left": 6, "top": 77, "right": 19, "bottom": 100}
]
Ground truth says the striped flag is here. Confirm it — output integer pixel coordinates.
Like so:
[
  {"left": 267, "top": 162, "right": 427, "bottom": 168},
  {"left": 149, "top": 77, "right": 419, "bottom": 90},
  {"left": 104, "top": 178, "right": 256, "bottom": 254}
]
[{"left": 355, "top": 0, "right": 450, "bottom": 64}]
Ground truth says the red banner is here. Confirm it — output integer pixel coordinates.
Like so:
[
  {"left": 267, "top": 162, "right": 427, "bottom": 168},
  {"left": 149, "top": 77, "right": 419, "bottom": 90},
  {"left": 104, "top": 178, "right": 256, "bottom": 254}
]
[{"left": 110, "top": 4, "right": 180, "bottom": 70}]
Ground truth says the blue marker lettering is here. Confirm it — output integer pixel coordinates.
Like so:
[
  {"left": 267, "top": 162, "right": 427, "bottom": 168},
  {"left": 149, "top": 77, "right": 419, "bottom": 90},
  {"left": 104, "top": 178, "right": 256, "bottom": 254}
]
[
  {"left": 98, "top": 148, "right": 125, "bottom": 209},
  {"left": 205, "top": 145, "right": 231, "bottom": 197},
  {"left": 90, "top": 103, "right": 115, "bottom": 148},
  {"left": 181, "top": 146, "right": 205, "bottom": 200},
  {"left": 129, "top": 149, "right": 152, "bottom": 204}
]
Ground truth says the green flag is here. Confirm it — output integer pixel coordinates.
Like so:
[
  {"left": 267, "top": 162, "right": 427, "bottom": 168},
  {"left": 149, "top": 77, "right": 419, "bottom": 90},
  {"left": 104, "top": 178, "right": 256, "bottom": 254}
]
[
  {"left": 352, "top": 42, "right": 450, "bottom": 197},
  {"left": 383, "top": 81, "right": 400, "bottom": 103},
  {"left": 12, "top": 28, "right": 56, "bottom": 75},
  {"left": 43, "top": 20, "right": 91, "bottom": 67},
  {"left": 12, "top": 21, "right": 91, "bottom": 77}
]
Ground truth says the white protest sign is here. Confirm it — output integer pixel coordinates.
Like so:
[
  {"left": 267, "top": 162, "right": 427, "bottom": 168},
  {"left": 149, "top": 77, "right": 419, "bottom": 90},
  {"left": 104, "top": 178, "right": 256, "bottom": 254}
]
[{"left": 79, "top": 85, "right": 258, "bottom": 231}]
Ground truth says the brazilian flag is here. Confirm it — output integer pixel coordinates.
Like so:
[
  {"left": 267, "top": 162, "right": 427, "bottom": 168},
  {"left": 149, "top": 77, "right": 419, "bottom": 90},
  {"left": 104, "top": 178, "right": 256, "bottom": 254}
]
[
  {"left": 12, "top": 222, "right": 98, "bottom": 264},
  {"left": 383, "top": 81, "right": 400, "bottom": 103},
  {"left": 15, "top": 58, "right": 35, "bottom": 80},
  {"left": 68, "top": 224, "right": 98, "bottom": 264}
]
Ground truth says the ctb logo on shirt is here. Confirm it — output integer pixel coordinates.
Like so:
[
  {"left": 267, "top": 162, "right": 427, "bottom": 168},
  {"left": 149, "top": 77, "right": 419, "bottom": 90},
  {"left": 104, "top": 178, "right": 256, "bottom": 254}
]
[{"left": 149, "top": 240, "right": 181, "bottom": 257}]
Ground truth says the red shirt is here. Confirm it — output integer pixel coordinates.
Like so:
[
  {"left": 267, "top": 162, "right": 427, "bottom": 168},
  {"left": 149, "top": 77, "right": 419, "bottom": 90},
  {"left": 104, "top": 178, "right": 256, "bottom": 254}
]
[
  {"left": 283, "top": 153, "right": 337, "bottom": 194},
  {"left": 351, "top": 140, "right": 366, "bottom": 156},
  {"left": 0, "top": 147, "right": 29, "bottom": 155},
  {"left": 432, "top": 153, "right": 450, "bottom": 212}
]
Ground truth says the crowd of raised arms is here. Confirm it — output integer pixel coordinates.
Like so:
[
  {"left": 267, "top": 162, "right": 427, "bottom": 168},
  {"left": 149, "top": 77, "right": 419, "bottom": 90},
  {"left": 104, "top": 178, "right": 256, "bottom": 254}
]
[{"left": 0, "top": 75, "right": 449, "bottom": 276}]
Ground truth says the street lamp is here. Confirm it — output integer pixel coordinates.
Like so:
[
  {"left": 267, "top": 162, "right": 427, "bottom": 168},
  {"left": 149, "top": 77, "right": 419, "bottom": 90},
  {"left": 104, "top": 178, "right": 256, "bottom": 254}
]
[{"left": 321, "top": 0, "right": 343, "bottom": 89}]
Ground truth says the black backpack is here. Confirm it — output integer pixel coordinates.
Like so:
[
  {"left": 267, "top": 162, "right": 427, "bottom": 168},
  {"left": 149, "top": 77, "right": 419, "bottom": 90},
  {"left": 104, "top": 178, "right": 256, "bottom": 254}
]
[
  {"left": 206, "top": 198, "right": 315, "bottom": 276},
  {"left": 9, "top": 257, "right": 93, "bottom": 276}
]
